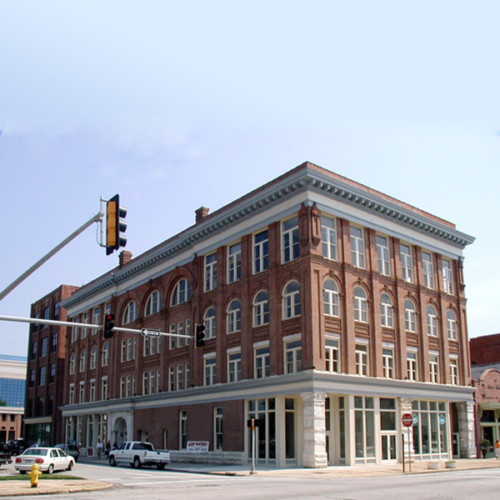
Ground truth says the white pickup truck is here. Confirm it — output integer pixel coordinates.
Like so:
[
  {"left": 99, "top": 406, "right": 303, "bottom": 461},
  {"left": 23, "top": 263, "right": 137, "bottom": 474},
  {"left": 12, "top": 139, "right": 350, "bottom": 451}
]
[{"left": 108, "top": 441, "right": 170, "bottom": 469}]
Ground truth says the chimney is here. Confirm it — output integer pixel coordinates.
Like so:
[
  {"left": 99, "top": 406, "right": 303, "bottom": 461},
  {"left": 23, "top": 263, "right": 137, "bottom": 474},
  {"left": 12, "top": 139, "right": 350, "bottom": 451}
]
[
  {"left": 119, "top": 250, "right": 133, "bottom": 267},
  {"left": 195, "top": 206, "right": 210, "bottom": 224}
]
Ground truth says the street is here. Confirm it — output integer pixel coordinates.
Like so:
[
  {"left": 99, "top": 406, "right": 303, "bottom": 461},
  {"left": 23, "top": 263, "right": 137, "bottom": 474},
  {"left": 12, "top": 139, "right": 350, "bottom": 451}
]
[{"left": 1, "top": 462, "right": 500, "bottom": 499}]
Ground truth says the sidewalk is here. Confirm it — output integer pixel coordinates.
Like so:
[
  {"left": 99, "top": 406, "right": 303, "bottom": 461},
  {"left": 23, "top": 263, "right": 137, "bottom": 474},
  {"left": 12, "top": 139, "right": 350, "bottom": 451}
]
[{"left": 2, "top": 457, "right": 500, "bottom": 496}]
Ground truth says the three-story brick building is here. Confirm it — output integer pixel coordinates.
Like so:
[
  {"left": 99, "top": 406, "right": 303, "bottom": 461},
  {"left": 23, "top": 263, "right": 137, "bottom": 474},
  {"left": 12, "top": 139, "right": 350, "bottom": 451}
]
[{"left": 60, "top": 162, "right": 476, "bottom": 467}]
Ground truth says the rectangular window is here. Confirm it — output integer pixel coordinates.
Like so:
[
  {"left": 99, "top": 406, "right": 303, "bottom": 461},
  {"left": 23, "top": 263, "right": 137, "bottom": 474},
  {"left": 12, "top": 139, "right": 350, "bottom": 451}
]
[
  {"left": 321, "top": 216, "right": 336, "bottom": 260},
  {"left": 422, "top": 252, "right": 435, "bottom": 289},
  {"left": 204, "top": 253, "right": 217, "bottom": 292},
  {"left": 169, "top": 324, "right": 176, "bottom": 350},
  {"left": 382, "top": 348, "right": 394, "bottom": 378},
  {"left": 325, "top": 337, "right": 340, "bottom": 373},
  {"left": 228, "top": 351, "right": 242, "bottom": 382},
  {"left": 82, "top": 312, "right": 89, "bottom": 339},
  {"left": 376, "top": 235, "right": 390, "bottom": 275},
  {"left": 89, "top": 379, "right": 96, "bottom": 402},
  {"left": 101, "top": 377, "right": 108, "bottom": 400},
  {"left": 350, "top": 226, "right": 365, "bottom": 269},
  {"left": 177, "top": 321, "right": 184, "bottom": 348},
  {"left": 400, "top": 244, "right": 413, "bottom": 283},
  {"left": 39, "top": 366, "right": 46, "bottom": 385},
  {"left": 355, "top": 343, "right": 369, "bottom": 376},
  {"left": 429, "top": 354, "right": 440, "bottom": 383},
  {"left": 214, "top": 408, "right": 223, "bottom": 450},
  {"left": 41, "top": 337, "right": 48, "bottom": 357},
  {"left": 282, "top": 216, "right": 300, "bottom": 263},
  {"left": 253, "top": 230, "right": 269, "bottom": 274},
  {"left": 407, "top": 351, "right": 418, "bottom": 381},
  {"left": 69, "top": 384, "right": 75, "bottom": 405},
  {"left": 204, "top": 356, "right": 216, "bottom": 386},
  {"left": 442, "top": 259, "right": 454, "bottom": 294},
  {"left": 169, "top": 366, "right": 175, "bottom": 391},
  {"left": 450, "top": 358, "right": 459, "bottom": 385},
  {"left": 255, "top": 346, "right": 270, "bottom": 379},
  {"left": 227, "top": 242, "right": 242, "bottom": 283},
  {"left": 354, "top": 396, "right": 375, "bottom": 462},
  {"left": 179, "top": 410, "right": 187, "bottom": 450},
  {"left": 93, "top": 307, "right": 101, "bottom": 334},
  {"left": 284, "top": 339, "right": 302, "bottom": 374},
  {"left": 177, "top": 364, "right": 184, "bottom": 390}
]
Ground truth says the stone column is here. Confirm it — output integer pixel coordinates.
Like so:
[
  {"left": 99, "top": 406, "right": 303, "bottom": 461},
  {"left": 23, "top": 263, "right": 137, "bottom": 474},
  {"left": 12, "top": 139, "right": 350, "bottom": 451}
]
[
  {"left": 302, "top": 392, "right": 328, "bottom": 468},
  {"left": 457, "top": 401, "right": 477, "bottom": 458}
]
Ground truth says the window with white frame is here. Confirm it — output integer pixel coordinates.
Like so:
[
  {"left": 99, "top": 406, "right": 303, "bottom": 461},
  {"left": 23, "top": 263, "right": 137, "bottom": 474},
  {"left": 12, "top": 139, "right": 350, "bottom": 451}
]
[
  {"left": 69, "top": 384, "right": 75, "bottom": 405},
  {"left": 321, "top": 216, "right": 337, "bottom": 260},
  {"left": 214, "top": 408, "right": 223, "bottom": 450},
  {"left": 325, "top": 336, "right": 340, "bottom": 373},
  {"left": 69, "top": 353, "right": 76, "bottom": 375},
  {"left": 89, "top": 379, "right": 96, "bottom": 402},
  {"left": 449, "top": 357, "right": 459, "bottom": 385},
  {"left": 93, "top": 307, "right": 101, "bottom": 334},
  {"left": 380, "top": 293, "right": 393, "bottom": 328},
  {"left": 253, "top": 290, "right": 269, "bottom": 326},
  {"left": 79, "top": 350, "right": 86, "bottom": 372},
  {"left": 355, "top": 342, "right": 369, "bottom": 376},
  {"left": 127, "top": 337, "right": 135, "bottom": 361},
  {"left": 204, "top": 355, "right": 216, "bottom": 386},
  {"left": 204, "top": 253, "right": 218, "bottom": 292},
  {"left": 429, "top": 353, "right": 440, "bottom": 383},
  {"left": 282, "top": 216, "right": 300, "bottom": 263},
  {"left": 284, "top": 337, "right": 302, "bottom": 374},
  {"left": 82, "top": 312, "right": 89, "bottom": 339},
  {"left": 90, "top": 346, "right": 97, "bottom": 370},
  {"left": 121, "top": 340, "right": 127, "bottom": 362},
  {"left": 407, "top": 350, "right": 418, "bottom": 381},
  {"left": 253, "top": 229, "right": 269, "bottom": 274},
  {"left": 227, "top": 242, "right": 242, "bottom": 283},
  {"left": 382, "top": 347, "right": 394, "bottom": 378},
  {"left": 282, "top": 280, "right": 301, "bottom": 319},
  {"left": 404, "top": 299, "right": 417, "bottom": 332},
  {"left": 177, "top": 364, "right": 184, "bottom": 390},
  {"left": 204, "top": 307, "right": 217, "bottom": 339},
  {"left": 226, "top": 299, "right": 241, "bottom": 334},
  {"left": 101, "top": 377, "right": 108, "bottom": 400},
  {"left": 143, "top": 371, "right": 149, "bottom": 395},
  {"left": 169, "top": 366, "right": 175, "bottom": 391},
  {"left": 79, "top": 381, "right": 85, "bottom": 403},
  {"left": 123, "top": 301, "right": 137, "bottom": 324},
  {"left": 324, "top": 279, "right": 340, "bottom": 317},
  {"left": 171, "top": 278, "right": 191, "bottom": 306},
  {"left": 350, "top": 225, "right": 365, "bottom": 268},
  {"left": 427, "top": 305, "right": 438, "bottom": 337},
  {"left": 422, "top": 252, "right": 435, "bottom": 289},
  {"left": 143, "top": 335, "right": 150, "bottom": 356},
  {"left": 169, "top": 324, "right": 176, "bottom": 350},
  {"left": 376, "top": 235, "right": 390, "bottom": 276},
  {"left": 145, "top": 290, "right": 160, "bottom": 316},
  {"left": 254, "top": 344, "right": 270, "bottom": 378},
  {"left": 177, "top": 321, "right": 185, "bottom": 348},
  {"left": 442, "top": 259, "right": 454, "bottom": 294},
  {"left": 71, "top": 319, "right": 79, "bottom": 343},
  {"left": 227, "top": 349, "right": 242, "bottom": 382},
  {"left": 354, "top": 286, "right": 368, "bottom": 323},
  {"left": 447, "top": 310, "right": 458, "bottom": 340},
  {"left": 400, "top": 244, "right": 413, "bottom": 283},
  {"left": 179, "top": 410, "right": 187, "bottom": 449}
]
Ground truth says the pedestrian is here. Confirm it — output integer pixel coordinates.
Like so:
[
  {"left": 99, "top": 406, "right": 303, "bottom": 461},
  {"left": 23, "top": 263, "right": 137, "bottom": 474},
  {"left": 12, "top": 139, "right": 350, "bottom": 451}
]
[
  {"left": 495, "top": 439, "right": 500, "bottom": 460},
  {"left": 105, "top": 441, "right": 111, "bottom": 457},
  {"left": 96, "top": 438, "right": 103, "bottom": 460}
]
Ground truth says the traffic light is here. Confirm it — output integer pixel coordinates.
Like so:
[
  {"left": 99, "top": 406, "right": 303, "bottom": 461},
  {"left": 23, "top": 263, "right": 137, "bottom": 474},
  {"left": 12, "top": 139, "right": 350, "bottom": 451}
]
[
  {"left": 106, "top": 194, "right": 127, "bottom": 255},
  {"left": 104, "top": 314, "right": 115, "bottom": 339},
  {"left": 195, "top": 324, "right": 205, "bottom": 347}
]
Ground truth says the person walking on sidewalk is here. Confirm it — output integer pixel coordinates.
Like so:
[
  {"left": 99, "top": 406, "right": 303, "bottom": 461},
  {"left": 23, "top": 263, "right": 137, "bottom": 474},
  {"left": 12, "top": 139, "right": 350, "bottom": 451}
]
[
  {"left": 96, "top": 438, "right": 104, "bottom": 460},
  {"left": 495, "top": 440, "right": 500, "bottom": 460}
]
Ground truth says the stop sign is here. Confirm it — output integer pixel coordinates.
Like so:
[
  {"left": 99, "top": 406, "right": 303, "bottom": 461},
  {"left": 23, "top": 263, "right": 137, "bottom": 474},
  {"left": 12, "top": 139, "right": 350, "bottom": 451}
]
[{"left": 402, "top": 413, "right": 413, "bottom": 427}]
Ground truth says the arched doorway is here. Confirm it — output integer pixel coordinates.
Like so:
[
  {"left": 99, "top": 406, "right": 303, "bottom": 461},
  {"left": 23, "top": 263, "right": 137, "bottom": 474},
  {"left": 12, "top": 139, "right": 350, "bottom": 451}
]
[{"left": 113, "top": 417, "right": 127, "bottom": 447}]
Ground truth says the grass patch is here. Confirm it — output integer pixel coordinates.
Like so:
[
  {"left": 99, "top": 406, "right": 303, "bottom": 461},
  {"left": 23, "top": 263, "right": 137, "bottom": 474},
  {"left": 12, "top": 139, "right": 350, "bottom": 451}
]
[{"left": 0, "top": 474, "right": 83, "bottom": 481}]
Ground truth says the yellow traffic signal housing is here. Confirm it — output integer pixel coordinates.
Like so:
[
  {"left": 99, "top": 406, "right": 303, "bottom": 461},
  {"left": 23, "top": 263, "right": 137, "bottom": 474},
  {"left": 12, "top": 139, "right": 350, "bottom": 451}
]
[{"left": 106, "top": 195, "right": 127, "bottom": 255}]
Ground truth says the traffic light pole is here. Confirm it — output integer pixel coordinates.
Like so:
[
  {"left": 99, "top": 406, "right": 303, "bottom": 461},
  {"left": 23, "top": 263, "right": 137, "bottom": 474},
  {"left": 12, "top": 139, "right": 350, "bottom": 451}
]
[{"left": 0, "top": 211, "right": 104, "bottom": 302}]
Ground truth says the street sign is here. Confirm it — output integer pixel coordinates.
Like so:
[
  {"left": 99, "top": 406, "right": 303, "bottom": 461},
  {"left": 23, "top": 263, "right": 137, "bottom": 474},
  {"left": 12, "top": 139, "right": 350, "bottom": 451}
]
[
  {"left": 141, "top": 328, "right": 160, "bottom": 337},
  {"left": 402, "top": 413, "right": 413, "bottom": 427}
]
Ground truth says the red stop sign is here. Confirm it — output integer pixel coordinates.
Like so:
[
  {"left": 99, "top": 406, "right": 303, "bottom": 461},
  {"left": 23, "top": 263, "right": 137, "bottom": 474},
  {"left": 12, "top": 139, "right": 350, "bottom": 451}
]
[{"left": 402, "top": 413, "right": 413, "bottom": 427}]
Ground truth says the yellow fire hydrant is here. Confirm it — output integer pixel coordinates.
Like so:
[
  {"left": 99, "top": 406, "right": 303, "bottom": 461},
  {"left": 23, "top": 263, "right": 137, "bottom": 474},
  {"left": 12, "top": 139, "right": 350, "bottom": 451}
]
[{"left": 28, "top": 463, "right": 42, "bottom": 488}]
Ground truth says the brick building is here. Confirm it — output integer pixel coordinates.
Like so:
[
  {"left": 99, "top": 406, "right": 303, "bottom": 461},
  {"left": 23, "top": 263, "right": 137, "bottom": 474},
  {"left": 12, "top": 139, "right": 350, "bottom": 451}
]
[
  {"left": 24, "top": 285, "right": 79, "bottom": 446},
  {"left": 470, "top": 334, "right": 500, "bottom": 456},
  {"left": 0, "top": 354, "right": 26, "bottom": 442},
  {"left": 59, "top": 162, "right": 475, "bottom": 467}
]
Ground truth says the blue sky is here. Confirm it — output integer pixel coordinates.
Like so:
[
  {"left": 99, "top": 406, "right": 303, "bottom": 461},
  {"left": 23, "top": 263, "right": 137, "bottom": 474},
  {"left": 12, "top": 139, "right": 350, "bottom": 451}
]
[{"left": 1, "top": 1, "right": 499, "bottom": 357}]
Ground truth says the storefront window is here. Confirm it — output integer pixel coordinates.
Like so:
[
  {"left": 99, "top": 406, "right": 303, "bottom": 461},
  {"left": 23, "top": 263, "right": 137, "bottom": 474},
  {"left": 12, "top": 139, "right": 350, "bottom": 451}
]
[{"left": 412, "top": 400, "right": 449, "bottom": 459}]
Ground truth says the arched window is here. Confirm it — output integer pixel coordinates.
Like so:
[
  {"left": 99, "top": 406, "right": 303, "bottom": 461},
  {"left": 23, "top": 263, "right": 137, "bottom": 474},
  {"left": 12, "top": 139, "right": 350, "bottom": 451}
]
[
  {"left": 404, "top": 299, "right": 416, "bottom": 332},
  {"left": 122, "top": 301, "right": 137, "bottom": 324},
  {"left": 226, "top": 300, "right": 241, "bottom": 334},
  {"left": 324, "top": 279, "right": 340, "bottom": 317},
  {"left": 253, "top": 291, "right": 269, "bottom": 327},
  {"left": 90, "top": 346, "right": 97, "bottom": 370},
  {"left": 101, "top": 343, "right": 109, "bottom": 367},
  {"left": 447, "top": 310, "right": 458, "bottom": 340},
  {"left": 171, "top": 278, "right": 191, "bottom": 306},
  {"left": 354, "top": 287, "right": 368, "bottom": 323},
  {"left": 204, "top": 307, "right": 217, "bottom": 339},
  {"left": 282, "top": 281, "right": 301, "bottom": 319},
  {"left": 79, "top": 350, "right": 86, "bottom": 372},
  {"left": 69, "top": 353, "right": 76, "bottom": 375},
  {"left": 145, "top": 290, "right": 160, "bottom": 316},
  {"left": 427, "top": 305, "right": 438, "bottom": 336},
  {"left": 380, "top": 293, "right": 393, "bottom": 328}
]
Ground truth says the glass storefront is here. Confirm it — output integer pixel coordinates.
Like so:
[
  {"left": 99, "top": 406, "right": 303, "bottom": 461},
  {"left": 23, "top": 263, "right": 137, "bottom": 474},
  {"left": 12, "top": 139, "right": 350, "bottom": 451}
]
[{"left": 412, "top": 400, "right": 448, "bottom": 459}]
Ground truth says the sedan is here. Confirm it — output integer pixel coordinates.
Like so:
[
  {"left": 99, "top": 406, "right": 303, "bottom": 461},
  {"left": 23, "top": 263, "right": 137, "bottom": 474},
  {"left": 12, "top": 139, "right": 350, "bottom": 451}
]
[{"left": 14, "top": 447, "right": 75, "bottom": 474}]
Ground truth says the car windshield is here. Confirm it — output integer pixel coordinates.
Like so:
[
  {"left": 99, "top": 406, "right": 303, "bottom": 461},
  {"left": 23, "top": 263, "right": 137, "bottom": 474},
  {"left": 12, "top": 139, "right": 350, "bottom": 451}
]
[{"left": 24, "top": 448, "right": 48, "bottom": 456}]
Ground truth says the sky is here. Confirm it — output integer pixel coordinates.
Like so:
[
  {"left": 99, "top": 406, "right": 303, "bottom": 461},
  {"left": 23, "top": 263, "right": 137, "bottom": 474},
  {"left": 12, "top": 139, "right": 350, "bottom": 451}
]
[{"left": 0, "top": 1, "right": 499, "bottom": 358}]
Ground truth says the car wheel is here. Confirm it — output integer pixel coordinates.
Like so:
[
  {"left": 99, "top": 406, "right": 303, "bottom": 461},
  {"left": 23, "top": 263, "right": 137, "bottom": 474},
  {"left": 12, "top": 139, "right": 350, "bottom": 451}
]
[
  {"left": 157, "top": 463, "right": 165, "bottom": 470},
  {"left": 19, "top": 471, "right": 27, "bottom": 475},
  {"left": 109, "top": 456, "right": 116, "bottom": 467},
  {"left": 67, "top": 460, "right": 73, "bottom": 471},
  {"left": 47, "top": 464, "right": 54, "bottom": 474},
  {"left": 133, "top": 457, "right": 141, "bottom": 469}
]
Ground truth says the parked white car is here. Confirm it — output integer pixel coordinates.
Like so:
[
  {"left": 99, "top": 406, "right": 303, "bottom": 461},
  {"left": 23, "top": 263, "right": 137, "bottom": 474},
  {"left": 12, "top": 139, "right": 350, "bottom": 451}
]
[{"left": 14, "top": 447, "right": 75, "bottom": 474}]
